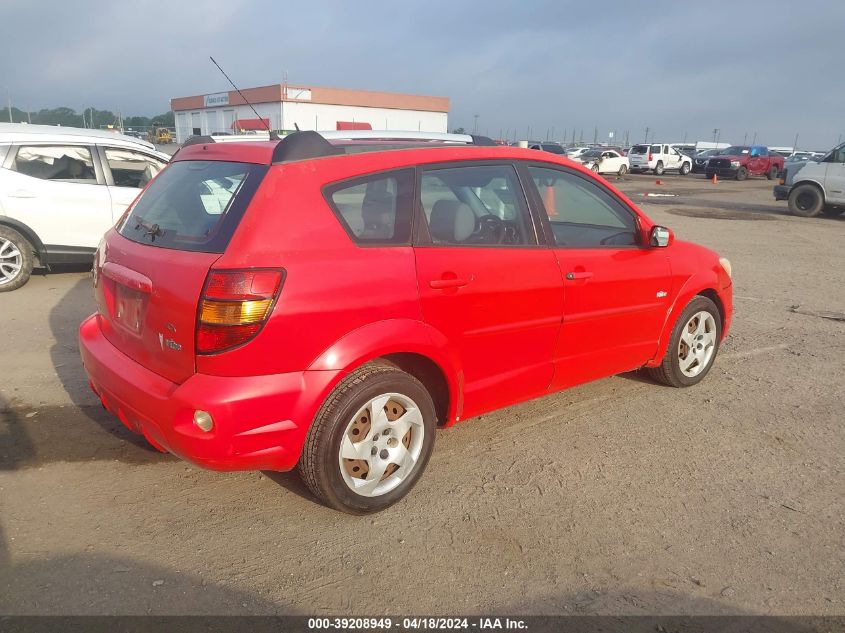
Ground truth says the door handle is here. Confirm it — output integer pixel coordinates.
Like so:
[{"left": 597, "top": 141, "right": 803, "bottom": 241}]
[
  {"left": 565, "top": 271, "right": 593, "bottom": 281},
  {"left": 8, "top": 190, "right": 36, "bottom": 198},
  {"left": 429, "top": 278, "right": 470, "bottom": 289}
]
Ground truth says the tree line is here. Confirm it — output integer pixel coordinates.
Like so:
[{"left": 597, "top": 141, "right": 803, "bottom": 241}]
[{"left": 3, "top": 106, "right": 175, "bottom": 129}]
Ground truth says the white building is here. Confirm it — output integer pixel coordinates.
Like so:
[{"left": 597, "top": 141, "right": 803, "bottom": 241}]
[{"left": 171, "top": 83, "right": 449, "bottom": 143}]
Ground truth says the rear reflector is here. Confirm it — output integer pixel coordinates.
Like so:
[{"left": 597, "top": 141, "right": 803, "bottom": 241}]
[{"left": 197, "top": 269, "right": 284, "bottom": 354}]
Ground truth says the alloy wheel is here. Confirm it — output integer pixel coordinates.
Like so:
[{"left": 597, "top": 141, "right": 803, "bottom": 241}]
[
  {"left": 0, "top": 238, "right": 23, "bottom": 285},
  {"left": 338, "top": 393, "right": 425, "bottom": 497},
  {"left": 677, "top": 311, "right": 717, "bottom": 377}
]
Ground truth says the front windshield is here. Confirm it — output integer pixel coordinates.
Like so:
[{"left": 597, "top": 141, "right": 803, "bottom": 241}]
[{"left": 582, "top": 150, "right": 602, "bottom": 158}]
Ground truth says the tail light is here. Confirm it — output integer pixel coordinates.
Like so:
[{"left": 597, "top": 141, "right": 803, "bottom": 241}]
[
  {"left": 648, "top": 153, "right": 653, "bottom": 161},
  {"left": 197, "top": 269, "right": 285, "bottom": 354}
]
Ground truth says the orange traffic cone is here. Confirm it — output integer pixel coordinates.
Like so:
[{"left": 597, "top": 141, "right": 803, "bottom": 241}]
[
  {"left": 544, "top": 184, "right": 557, "bottom": 217},
  {"left": 711, "top": 174, "right": 718, "bottom": 184},
  {"left": 655, "top": 179, "right": 663, "bottom": 185}
]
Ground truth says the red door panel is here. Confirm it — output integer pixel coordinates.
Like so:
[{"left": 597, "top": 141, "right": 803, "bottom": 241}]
[
  {"left": 551, "top": 247, "right": 672, "bottom": 389},
  {"left": 415, "top": 247, "right": 563, "bottom": 420}
]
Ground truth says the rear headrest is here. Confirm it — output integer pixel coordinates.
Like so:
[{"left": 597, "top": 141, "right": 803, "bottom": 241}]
[{"left": 430, "top": 200, "right": 475, "bottom": 243}]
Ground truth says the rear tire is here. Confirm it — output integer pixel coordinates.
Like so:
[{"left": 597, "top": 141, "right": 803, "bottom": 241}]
[
  {"left": 618, "top": 164, "right": 628, "bottom": 176},
  {"left": 654, "top": 161, "right": 665, "bottom": 176},
  {"left": 298, "top": 363, "right": 437, "bottom": 514},
  {"left": 591, "top": 163, "right": 600, "bottom": 173},
  {"left": 788, "top": 184, "right": 825, "bottom": 217},
  {"left": 0, "top": 226, "right": 35, "bottom": 292},
  {"left": 766, "top": 165, "right": 778, "bottom": 180},
  {"left": 679, "top": 161, "right": 691, "bottom": 175},
  {"left": 736, "top": 167, "right": 748, "bottom": 181},
  {"left": 648, "top": 296, "right": 722, "bottom": 388}
]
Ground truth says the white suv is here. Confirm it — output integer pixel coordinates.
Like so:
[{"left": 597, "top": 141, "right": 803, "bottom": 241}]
[
  {"left": 0, "top": 124, "right": 170, "bottom": 290},
  {"left": 628, "top": 143, "right": 692, "bottom": 175}
]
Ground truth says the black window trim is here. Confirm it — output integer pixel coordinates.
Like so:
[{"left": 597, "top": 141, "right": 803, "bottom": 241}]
[
  {"left": 518, "top": 161, "right": 646, "bottom": 250},
  {"left": 413, "top": 159, "right": 545, "bottom": 249},
  {"left": 6, "top": 142, "right": 106, "bottom": 185},
  {"left": 321, "top": 167, "right": 416, "bottom": 248}
]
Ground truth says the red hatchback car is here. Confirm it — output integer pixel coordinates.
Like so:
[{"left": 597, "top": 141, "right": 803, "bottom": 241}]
[{"left": 79, "top": 131, "right": 733, "bottom": 513}]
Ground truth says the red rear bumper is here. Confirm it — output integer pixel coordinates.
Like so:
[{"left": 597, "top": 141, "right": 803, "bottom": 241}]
[{"left": 79, "top": 314, "right": 342, "bottom": 472}]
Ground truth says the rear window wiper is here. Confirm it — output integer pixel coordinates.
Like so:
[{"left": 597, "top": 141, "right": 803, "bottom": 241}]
[{"left": 132, "top": 216, "right": 164, "bottom": 242}]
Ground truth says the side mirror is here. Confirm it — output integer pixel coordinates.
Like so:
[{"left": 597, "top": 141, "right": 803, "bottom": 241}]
[{"left": 650, "top": 225, "right": 672, "bottom": 248}]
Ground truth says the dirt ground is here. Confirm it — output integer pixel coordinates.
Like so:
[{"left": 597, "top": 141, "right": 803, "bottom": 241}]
[{"left": 0, "top": 173, "right": 843, "bottom": 616}]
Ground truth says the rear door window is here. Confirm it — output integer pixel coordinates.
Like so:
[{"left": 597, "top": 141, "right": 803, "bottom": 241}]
[
  {"left": 324, "top": 169, "right": 414, "bottom": 244},
  {"left": 103, "top": 148, "right": 167, "bottom": 188},
  {"left": 419, "top": 164, "right": 535, "bottom": 246},
  {"left": 650, "top": 144, "right": 661, "bottom": 154},
  {"left": 117, "top": 160, "right": 267, "bottom": 253},
  {"left": 12, "top": 145, "right": 97, "bottom": 183}
]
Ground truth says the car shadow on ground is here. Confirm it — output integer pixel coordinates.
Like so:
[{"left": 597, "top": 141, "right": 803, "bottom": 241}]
[
  {"left": 0, "top": 275, "right": 170, "bottom": 471},
  {"left": 0, "top": 518, "right": 287, "bottom": 615}
]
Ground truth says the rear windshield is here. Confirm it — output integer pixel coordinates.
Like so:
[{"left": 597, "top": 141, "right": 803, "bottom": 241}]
[
  {"left": 118, "top": 160, "right": 267, "bottom": 253},
  {"left": 630, "top": 145, "right": 648, "bottom": 154}
]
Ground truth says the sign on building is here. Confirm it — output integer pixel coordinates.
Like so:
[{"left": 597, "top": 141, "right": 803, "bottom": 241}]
[{"left": 204, "top": 92, "right": 230, "bottom": 107}]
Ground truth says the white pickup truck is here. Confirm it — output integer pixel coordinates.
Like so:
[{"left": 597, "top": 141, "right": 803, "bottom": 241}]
[{"left": 774, "top": 142, "right": 845, "bottom": 217}]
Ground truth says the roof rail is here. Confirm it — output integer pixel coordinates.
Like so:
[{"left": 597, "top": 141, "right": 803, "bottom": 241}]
[{"left": 319, "top": 130, "right": 475, "bottom": 144}]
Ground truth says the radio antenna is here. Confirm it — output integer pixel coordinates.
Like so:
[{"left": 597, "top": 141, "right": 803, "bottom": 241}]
[{"left": 209, "top": 56, "right": 279, "bottom": 140}]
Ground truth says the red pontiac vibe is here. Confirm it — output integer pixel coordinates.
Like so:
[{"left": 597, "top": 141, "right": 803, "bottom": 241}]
[{"left": 79, "top": 131, "right": 733, "bottom": 513}]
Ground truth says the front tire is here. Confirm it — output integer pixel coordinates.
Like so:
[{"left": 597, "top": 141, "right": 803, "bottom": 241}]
[
  {"left": 736, "top": 166, "right": 748, "bottom": 181},
  {"left": 618, "top": 164, "right": 628, "bottom": 176},
  {"left": 299, "top": 363, "right": 437, "bottom": 514},
  {"left": 0, "top": 226, "right": 35, "bottom": 292},
  {"left": 679, "top": 161, "right": 691, "bottom": 175},
  {"left": 648, "top": 296, "right": 722, "bottom": 388},
  {"left": 654, "top": 161, "right": 665, "bottom": 176},
  {"left": 788, "top": 184, "right": 825, "bottom": 217},
  {"left": 591, "top": 163, "right": 600, "bottom": 173}
]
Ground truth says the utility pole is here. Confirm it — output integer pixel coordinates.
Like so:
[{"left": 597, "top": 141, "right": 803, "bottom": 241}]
[
  {"left": 713, "top": 128, "right": 719, "bottom": 147},
  {"left": 592, "top": 126, "right": 598, "bottom": 145},
  {"left": 473, "top": 114, "right": 479, "bottom": 134},
  {"left": 644, "top": 127, "right": 649, "bottom": 143},
  {"left": 751, "top": 131, "right": 757, "bottom": 145},
  {"left": 579, "top": 128, "right": 583, "bottom": 144},
  {"left": 743, "top": 132, "right": 747, "bottom": 145},
  {"left": 7, "top": 91, "right": 12, "bottom": 123},
  {"left": 550, "top": 126, "right": 554, "bottom": 142},
  {"left": 793, "top": 133, "right": 799, "bottom": 151}
]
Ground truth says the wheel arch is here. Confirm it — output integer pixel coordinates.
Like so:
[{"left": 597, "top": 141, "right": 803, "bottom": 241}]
[
  {"left": 647, "top": 275, "right": 729, "bottom": 368},
  {"left": 791, "top": 178, "right": 827, "bottom": 201},
  {"left": 0, "top": 216, "right": 47, "bottom": 266},
  {"left": 307, "top": 319, "right": 463, "bottom": 426}
]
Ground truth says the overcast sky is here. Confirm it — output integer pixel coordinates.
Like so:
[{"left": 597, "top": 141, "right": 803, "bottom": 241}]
[{"left": 2, "top": 0, "right": 843, "bottom": 149}]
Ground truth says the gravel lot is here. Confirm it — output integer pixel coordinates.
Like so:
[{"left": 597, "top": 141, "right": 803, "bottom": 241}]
[{"left": 1, "top": 173, "right": 843, "bottom": 616}]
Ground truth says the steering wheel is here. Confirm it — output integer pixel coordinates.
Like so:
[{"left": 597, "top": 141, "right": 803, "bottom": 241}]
[{"left": 474, "top": 214, "right": 506, "bottom": 244}]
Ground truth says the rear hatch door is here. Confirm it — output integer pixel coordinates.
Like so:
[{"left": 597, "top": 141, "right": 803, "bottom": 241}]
[
  {"left": 628, "top": 144, "right": 651, "bottom": 169},
  {"left": 94, "top": 159, "right": 268, "bottom": 384}
]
